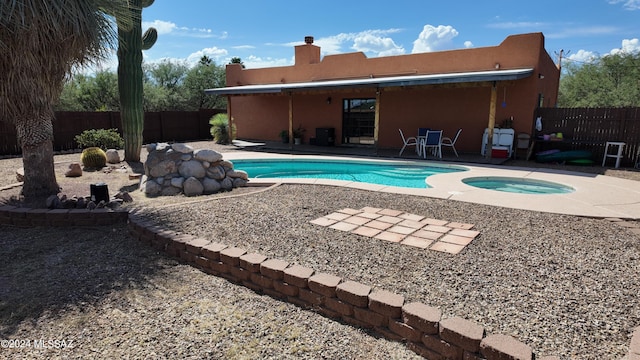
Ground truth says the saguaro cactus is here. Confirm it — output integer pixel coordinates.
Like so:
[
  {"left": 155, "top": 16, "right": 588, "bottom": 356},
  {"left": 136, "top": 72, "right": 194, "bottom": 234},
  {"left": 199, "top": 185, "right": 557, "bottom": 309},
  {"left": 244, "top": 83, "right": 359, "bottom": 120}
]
[{"left": 116, "top": 0, "right": 157, "bottom": 162}]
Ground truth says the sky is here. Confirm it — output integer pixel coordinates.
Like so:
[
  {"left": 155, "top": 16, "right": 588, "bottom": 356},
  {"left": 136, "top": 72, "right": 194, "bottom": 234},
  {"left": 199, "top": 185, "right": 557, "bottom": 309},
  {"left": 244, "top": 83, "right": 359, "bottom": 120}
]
[{"left": 98, "top": 0, "right": 640, "bottom": 71}]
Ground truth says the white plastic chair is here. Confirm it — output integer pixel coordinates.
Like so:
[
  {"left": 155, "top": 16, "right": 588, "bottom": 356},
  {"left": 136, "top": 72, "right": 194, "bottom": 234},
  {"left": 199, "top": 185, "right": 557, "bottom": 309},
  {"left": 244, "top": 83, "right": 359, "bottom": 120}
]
[
  {"left": 441, "top": 128, "right": 462, "bottom": 157},
  {"left": 493, "top": 128, "right": 514, "bottom": 158},
  {"left": 481, "top": 128, "right": 500, "bottom": 156},
  {"left": 398, "top": 129, "right": 418, "bottom": 156},
  {"left": 416, "top": 128, "right": 429, "bottom": 156},
  {"left": 420, "top": 130, "right": 443, "bottom": 159}
]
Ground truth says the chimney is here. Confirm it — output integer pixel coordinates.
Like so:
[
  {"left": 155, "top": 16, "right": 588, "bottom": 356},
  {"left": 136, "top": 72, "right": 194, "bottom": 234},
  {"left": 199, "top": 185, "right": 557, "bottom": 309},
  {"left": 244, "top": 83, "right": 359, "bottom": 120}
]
[{"left": 295, "top": 36, "right": 320, "bottom": 65}]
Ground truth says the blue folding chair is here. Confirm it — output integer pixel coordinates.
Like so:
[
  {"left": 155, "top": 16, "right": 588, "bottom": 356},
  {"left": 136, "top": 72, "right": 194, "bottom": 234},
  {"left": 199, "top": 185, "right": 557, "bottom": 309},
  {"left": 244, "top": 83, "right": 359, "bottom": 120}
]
[{"left": 421, "top": 130, "right": 443, "bottom": 159}]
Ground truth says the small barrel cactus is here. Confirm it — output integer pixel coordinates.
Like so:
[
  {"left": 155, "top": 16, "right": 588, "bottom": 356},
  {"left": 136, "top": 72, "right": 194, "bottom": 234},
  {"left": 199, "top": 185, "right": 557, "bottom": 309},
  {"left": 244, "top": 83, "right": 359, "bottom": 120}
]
[{"left": 81, "top": 147, "right": 107, "bottom": 168}]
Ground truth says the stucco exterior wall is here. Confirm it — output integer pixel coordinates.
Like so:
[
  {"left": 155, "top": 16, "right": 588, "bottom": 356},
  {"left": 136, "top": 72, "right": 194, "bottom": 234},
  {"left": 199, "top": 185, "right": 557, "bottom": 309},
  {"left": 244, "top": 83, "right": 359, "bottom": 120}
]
[{"left": 223, "top": 32, "right": 560, "bottom": 154}]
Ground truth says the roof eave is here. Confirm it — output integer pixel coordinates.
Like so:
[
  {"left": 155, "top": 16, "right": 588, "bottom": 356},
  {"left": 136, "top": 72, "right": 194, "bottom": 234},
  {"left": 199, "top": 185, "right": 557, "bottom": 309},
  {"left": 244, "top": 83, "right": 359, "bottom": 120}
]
[{"left": 204, "top": 68, "right": 534, "bottom": 96}]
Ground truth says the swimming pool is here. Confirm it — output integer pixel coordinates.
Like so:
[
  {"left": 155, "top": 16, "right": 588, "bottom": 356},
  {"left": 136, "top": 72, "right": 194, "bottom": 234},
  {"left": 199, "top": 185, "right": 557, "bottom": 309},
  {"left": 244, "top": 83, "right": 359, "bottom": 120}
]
[
  {"left": 462, "top": 176, "right": 575, "bottom": 194},
  {"left": 232, "top": 158, "right": 467, "bottom": 188}
]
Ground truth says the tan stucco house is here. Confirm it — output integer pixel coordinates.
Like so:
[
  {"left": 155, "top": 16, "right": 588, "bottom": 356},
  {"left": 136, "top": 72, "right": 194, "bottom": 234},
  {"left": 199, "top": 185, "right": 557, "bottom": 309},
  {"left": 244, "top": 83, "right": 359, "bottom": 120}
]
[{"left": 206, "top": 32, "right": 560, "bottom": 155}]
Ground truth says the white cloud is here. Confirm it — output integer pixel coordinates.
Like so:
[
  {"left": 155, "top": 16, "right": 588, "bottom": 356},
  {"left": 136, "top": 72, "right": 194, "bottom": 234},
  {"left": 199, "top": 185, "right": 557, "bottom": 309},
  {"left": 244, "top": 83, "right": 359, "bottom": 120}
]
[
  {"left": 609, "top": 38, "right": 640, "bottom": 54},
  {"left": 564, "top": 38, "right": 640, "bottom": 65},
  {"left": 411, "top": 25, "right": 459, "bottom": 53},
  {"left": 567, "top": 49, "right": 599, "bottom": 63},
  {"left": 142, "top": 19, "right": 223, "bottom": 39},
  {"left": 464, "top": 41, "right": 474, "bottom": 48},
  {"left": 312, "top": 34, "right": 351, "bottom": 55},
  {"left": 283, "top": 29, "right": 405, "bottom": 58},
  {"left": 239, "top": 29, "right": 406, "bottom": 68},
  {"left": 142, "top": 20, "right": 176, "bottom": 35},
  {"left": 185, "top": 47, "right": 229, "bottom": 65},
  {"left": 351, "top": 31, "right": 405, "bottom": 56},
  {"left": 608, "top": 0, "right": 640, "bottom": 10},
  {"left": 232, "top": 45, "right": 255, "bottom": 50},
  {"left": 242, "top": 55, "right": 292, "bottom": 69}
]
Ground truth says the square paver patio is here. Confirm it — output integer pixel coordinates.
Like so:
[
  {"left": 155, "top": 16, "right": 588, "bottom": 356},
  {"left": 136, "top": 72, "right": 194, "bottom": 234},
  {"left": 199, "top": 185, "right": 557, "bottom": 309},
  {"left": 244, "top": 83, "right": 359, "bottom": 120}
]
[{"left": 310, "top": 207, "right": 481, "bottom": 254}]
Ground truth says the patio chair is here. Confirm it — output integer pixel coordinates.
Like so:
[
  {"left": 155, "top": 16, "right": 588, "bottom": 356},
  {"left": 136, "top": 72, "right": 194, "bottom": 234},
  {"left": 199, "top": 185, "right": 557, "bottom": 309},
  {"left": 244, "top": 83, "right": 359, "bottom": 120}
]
[
  {"left": 493, "top": 128, "right": 515, "bottom": 158},
  {"left": 398, "top": 129, "right": 418, "bottom": 156},
  {"left": 481, "top": 128, "right": 500, "bottom": 156},
  {"left": 441, "top": 128, "right": 462, "bottom": 157},
  {"left": 421, "top": 130, "right": 443, "bottom": 159},
  {"left": 416, "top": 128, "right": 430, "bottom": 156}
]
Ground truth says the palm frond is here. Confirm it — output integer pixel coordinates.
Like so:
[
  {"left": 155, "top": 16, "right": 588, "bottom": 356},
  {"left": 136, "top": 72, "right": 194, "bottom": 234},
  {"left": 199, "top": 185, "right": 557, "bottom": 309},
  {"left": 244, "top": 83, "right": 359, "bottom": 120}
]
[{"left": 0, "top": 0, "right": 133, "bottom": 121}]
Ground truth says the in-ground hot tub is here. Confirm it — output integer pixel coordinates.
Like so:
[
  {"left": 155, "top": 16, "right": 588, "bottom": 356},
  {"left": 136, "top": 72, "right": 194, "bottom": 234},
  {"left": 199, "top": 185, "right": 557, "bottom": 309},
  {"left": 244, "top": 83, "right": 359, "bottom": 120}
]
[{"left": 462, "top": 176, "right": 575, "bottom": 194}]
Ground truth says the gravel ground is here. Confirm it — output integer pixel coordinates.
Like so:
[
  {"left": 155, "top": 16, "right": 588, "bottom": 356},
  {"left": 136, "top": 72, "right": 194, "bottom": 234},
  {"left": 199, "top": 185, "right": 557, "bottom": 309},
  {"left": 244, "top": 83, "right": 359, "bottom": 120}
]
[
  {"left": 136, "top": 183, "right": 640, "bottom": 359},
  {"left": 2, "top": 142, "right": 640, "bottom": 359},
  {"left": 0, "top": 226, "right": 420, "bottom": 359}
]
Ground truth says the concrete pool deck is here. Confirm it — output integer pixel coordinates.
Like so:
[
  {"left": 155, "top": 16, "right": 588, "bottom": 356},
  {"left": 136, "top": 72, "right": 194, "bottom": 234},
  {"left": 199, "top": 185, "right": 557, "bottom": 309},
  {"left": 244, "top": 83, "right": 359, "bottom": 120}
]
[{"left": 223, "top": 151, "right": 640, "bottom": 220}]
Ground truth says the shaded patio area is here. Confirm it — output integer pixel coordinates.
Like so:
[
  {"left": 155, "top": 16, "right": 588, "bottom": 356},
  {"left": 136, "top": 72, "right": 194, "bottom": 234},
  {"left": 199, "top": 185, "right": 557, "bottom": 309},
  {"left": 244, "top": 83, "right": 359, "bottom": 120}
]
[{"left": 232, "top": 140, "right": 512, "bottom": 165}]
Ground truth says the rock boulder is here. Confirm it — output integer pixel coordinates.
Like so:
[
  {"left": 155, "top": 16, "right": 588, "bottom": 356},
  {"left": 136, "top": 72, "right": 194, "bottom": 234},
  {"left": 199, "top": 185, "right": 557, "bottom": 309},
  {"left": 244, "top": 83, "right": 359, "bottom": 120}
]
[{"left": 65, "top": 163, "right": 83, "bottom": 177}]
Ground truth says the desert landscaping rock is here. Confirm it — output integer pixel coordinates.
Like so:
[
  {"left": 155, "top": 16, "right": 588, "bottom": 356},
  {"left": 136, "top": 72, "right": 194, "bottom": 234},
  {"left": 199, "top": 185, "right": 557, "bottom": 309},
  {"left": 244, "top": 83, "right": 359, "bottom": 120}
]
[
  {"left": 140, "top": 175, "right": 161, "bottom": 196},
  {"left": 226, "top": 169, "right": 249, "bottom": 180},
  {"left": 178, "top": 160, "right": 206, "bottom": 178},
  {"left": 15, "top": 167, "right": 24, "bottom": 182},
  {"left": 45, "top": 194, "right": 61, "bottom": 209},
  {"left": 170, "top": 177, "right": 184, "bottom": 188},
  {"left": 220, "top": 177, "right": 234, "bottom": 190},
  {"left": 171, "top": 143, "right": 194, "bottom": 154},
  {"left": 64, "top": 163, "right": 83, "bottom": 177},
  {"left": 161, "top": 186, "right": 182, "bottom": 196},
  {"left": 140, "top": 142, "right": 247, "bottom": 197},
  {"left": 206, "top": 165, "right": 225, "bottom": 180},
  {"left": 114, "top": 191, "right": 133, "bottom": 203},
  {"left": 202, "top": 177, "right": 222, "bottom": 193},
  {"left": 194, "top": 148, "right": 223, "bottom": 163},
  {"left": 105, "top": 149, "right": 121, "bottom": 163},
  {"left": 42, "top": 191, "right": 134, "bottom": 209},
  {"left": 183, "top": 176, "right": 204, "bottom": 197},
  {"left": 149, "top": 160, "right": 176, "bottom": 178}
]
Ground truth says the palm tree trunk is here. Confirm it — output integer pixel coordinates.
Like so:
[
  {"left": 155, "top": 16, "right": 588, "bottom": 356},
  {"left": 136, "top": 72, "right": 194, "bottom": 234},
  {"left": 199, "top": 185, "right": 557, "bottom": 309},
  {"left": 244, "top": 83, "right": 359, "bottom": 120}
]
[{"left": 15, "top": 115, "right": 60, "bottom": 199}]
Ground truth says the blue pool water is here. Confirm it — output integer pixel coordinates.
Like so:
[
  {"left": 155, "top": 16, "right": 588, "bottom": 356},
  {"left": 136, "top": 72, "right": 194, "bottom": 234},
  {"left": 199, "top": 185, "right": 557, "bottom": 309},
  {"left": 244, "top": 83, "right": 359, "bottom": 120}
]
[
  {"left": 232, "top": 159, "right": 467, "bottom": 189},
  {"left": 462, "top": 177, "right": 575, "bottom": 194}
]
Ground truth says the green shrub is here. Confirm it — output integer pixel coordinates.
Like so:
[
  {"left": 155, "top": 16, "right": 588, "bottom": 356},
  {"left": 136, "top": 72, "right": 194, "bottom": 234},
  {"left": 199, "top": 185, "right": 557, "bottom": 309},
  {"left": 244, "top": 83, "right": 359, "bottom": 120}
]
[
  {"left": 81, "top": 147, "right": 107, "bottom": 168},
  {"left": 74, "top": 128, "right": 124, "bottom": 150},
  {"left": 209, "top": 113, "right": 235, "bottom": 144}
]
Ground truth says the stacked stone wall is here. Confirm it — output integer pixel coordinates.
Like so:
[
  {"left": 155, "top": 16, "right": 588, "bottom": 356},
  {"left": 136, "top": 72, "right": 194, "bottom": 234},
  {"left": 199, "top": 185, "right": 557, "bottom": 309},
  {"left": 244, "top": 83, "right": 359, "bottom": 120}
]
[{"left": 140, "top": 143, "right": 248, "bottom": 197}]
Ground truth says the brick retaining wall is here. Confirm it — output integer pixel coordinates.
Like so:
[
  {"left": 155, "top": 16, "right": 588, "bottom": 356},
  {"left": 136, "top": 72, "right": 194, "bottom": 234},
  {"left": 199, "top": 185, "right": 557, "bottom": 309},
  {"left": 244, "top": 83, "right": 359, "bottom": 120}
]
[
  {"left": 0, "top": 205, "right": 128, "bottom": 226},
  {"left": 1, "top": 203, "right": 637, "bottom": 358}
]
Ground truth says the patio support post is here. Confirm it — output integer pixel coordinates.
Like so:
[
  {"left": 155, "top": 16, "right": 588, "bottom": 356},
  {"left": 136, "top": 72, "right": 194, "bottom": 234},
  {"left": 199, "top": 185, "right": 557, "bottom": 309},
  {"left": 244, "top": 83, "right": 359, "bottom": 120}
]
[
  {"left": 374, "top": 89, "right": 381, "bottom": 151},
  {"left": 288, "top": 92, "right": 293, "bottom": 149},
  {"left": 227, "top": 95, "right": 233, "bottom": 141},
  {"left": 485, "top": 81, "right": 498, "bottom": 159}
]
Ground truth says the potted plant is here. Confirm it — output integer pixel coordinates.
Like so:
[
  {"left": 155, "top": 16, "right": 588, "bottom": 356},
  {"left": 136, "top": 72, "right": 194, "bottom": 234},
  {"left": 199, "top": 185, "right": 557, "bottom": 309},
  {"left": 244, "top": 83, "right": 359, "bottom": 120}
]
[
  {"left": 278, "top": 130, "right": 289, "bottom": 143},
  {"left": 293, "top": 125, "right": 305, "bottom": 145}
]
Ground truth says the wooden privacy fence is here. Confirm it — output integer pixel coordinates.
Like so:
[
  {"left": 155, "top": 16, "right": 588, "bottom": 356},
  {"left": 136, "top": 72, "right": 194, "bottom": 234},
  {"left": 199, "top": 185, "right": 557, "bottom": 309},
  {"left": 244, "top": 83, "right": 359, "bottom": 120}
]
[
  {"left": 535, "top": 107, "right": 640, "bottom": 167},
  {"left": 0, "top": 109, "right": 223, "bottom": 155}
]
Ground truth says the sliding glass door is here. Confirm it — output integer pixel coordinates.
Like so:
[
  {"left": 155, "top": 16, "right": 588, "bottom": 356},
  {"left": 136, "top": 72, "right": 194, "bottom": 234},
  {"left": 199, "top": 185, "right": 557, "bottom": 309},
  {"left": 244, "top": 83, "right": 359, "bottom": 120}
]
[{"left": 342, "top": 98, "right": 376, "bottom": 145}]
